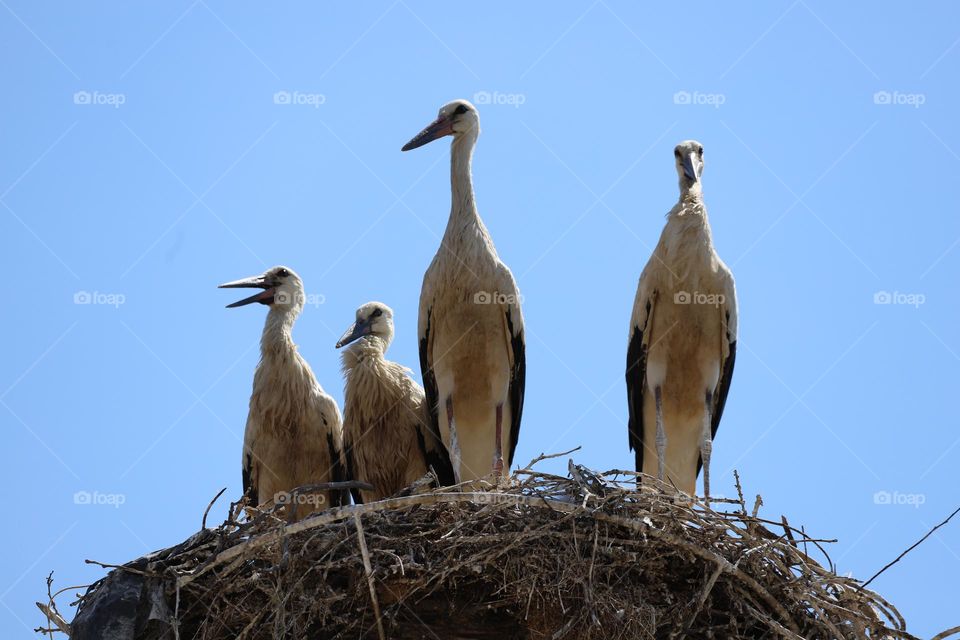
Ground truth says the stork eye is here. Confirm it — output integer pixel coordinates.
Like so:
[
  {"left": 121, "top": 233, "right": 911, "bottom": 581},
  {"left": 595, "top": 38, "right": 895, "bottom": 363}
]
[
  {"left": 698, "top": 146, "right": 704, "bottom": 156},
  {"left": 277, "top": 268, "right": 290, "bottom": 278},
  {"left": 371, "top": 308, "right": 383, "bottom": 318},
  {"left": 454, "top": 104, "right": 469, "bottom": 115},
  {"left": 674, "top": 149, "right": 681, "bottom": 157}
]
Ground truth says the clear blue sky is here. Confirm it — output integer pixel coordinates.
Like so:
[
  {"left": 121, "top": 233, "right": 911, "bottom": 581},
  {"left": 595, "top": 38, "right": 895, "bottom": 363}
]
[{"left": 2, "top": 1, "right": 958, "bottom": 636}]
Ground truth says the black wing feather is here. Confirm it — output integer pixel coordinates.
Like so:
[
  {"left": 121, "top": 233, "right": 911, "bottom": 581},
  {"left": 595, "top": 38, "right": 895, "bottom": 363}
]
[
  {"left": 242, "top": 453, "right": 258, "bottom": 506},
  {"left": 328, "top": 433, "right": 348, "bottom": 507},
  {"left": 342, "top": 440, "right": 363, "bottom": 505},
  {"left": 626, "top": 298, "right": 652, "bottom": 474},
  {"left": 415, "top": 422, "right": 455, "bottom": 486},
  {"left": 418, "top": 307, "right": 456, "bottom": 486},
  {"left": 505, "top": 308, "right": 525, "bottom": 467}
]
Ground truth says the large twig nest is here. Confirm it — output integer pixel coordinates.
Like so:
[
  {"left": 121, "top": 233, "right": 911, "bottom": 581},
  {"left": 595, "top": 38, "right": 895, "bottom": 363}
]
[{"left": 43, "top": 462, "right": 928, "bottom": 639}]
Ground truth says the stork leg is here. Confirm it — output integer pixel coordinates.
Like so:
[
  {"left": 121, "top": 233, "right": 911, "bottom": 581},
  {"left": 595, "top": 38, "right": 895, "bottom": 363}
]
[
  {"left": 493, "top": 404, "right": 504, "bottom": 479},
  {"left": 446, "top": 396, "right": 462, "bottom": 484},
  {"left": 654, "top": 385, "right": 666, "bottom": 483},
  {"left": 701, "top": 390, "right": 714, "bottom": 505}
]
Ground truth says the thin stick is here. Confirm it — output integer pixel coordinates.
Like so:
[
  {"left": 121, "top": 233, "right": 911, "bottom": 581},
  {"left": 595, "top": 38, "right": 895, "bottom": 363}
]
[
  {"left": 202, "top": 487, "right": 227, "bottom": 530},
  {"left": 932, "top": 625, "right": 960, "bottom": 640},
  {"left": 673, "top": 561, "right": 725, "bottom": 638},
  {"left": 35, "top": 602, "right": 71, "bottom": 637},
  {"left": 353, "top": 513, "right": 386, "bottom": 640},
  {"left": 521, "top": 447, "right": 581, "bottom": 470},
  {"left": 860, "top": 505, "right": 960, "bottom": 590},
  {"left": 83, "top": 560, "right": 154, "bottom": 576}
]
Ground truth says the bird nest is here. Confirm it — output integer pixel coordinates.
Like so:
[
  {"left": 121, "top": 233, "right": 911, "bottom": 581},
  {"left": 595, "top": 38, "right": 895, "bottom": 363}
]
[{"left": 42, "top": 458, "right": 932, "bottom": 640}]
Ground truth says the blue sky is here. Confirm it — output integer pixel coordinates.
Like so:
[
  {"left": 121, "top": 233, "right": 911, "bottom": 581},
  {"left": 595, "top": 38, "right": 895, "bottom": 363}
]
[{"left": 2, "top": 1, "right": 958, "bottom": 636}]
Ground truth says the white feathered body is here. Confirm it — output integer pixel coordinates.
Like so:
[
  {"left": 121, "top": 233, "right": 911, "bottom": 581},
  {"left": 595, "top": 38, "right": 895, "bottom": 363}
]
[
  {"left": 243, "top": 314, "right": 344, "bottom": 515},
  {"left": 630, "top": 198, "right": 737, "bottom": 493},
  {"left": 340, "top": 338, "right": 435, "bottom": 502},
  {"left": 419, "top": 134, "right": 524, "bottom": 482}
]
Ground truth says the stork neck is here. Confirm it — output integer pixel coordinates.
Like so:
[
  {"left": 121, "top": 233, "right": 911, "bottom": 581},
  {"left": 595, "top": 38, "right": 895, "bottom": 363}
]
[
  {"left": 260, "top": 307, "right": 298, "bottom": 355},
  {"left": 679, "top": 180, "right": 704, "bottom": 203},
  {"left": 341, "top": 336, "right": 389, "bottom": 370},
  {"left": 446, "top": 132, "right": 480, "bottom": 235}
]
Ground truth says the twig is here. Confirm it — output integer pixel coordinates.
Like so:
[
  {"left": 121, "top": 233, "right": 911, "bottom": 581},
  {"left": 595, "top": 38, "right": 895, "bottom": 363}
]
[
  {"left": 35, "top": 602, "right": 71, "bottom": 637},
  {"left": 83, "top": 560, "right": 154, "bottom": 576},
  {"left": 673, "top": 561, "right": 725, "bottom": 638},
  {"left": 353, "top": 513, "right": 386, "bottom": 640},
  {"left": 860, "top": 505, "right": 960, "bottom": 590},
  {"left": 932, "top": 625, "right": 960, "bottom": 640},
  {"left": 522, "top": 446, "right": 581, "bottom": 470},
  {"left": 202, "top": 487, "right": 227, "bottom": 530}
]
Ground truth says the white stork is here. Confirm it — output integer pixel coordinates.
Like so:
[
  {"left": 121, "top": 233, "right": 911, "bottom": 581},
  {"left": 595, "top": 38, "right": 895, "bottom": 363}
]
[
  {"left": 220, "top": 265, "right": 346, "bottom": 517},
  {"left": 336, "top": 301, "right": 455, "bottom": 503},
  {"left": 626, "top": 140, "right": 738, "bottom": 500},
  {"left": 402, "top": 99, "right": 526, "bottom": 484}
]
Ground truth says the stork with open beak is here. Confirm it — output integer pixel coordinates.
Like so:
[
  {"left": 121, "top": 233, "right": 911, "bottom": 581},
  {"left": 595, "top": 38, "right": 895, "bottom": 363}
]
[
  {"left": 336, "top": 302, "right": 454, "bottom": 503},
  {"left": 220, "top": 265, "right": 346, "bottom": 518},
  {"left": 626, "top": 141, "right": 738, "bottom": 502},
  {"left": 402, "top": 99, "right": 526, "bottom": 485}
]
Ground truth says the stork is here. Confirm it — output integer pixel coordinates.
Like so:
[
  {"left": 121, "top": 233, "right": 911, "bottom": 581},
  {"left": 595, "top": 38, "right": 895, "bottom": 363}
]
[
  {"left": 402, "top": 99, "right": 526, "bottom": 484},
  {"left": 626, "top": 140, "right": 737, "bottom": 501},
  {"left": 220, "top": 265, "right": 346, "bottom": 518},
  {"left": 336, "top": 302, "right": 455, "bottom": 503}
]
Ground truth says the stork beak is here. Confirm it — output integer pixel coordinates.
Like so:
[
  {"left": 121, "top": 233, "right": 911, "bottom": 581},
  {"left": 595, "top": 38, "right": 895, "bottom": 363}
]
[
  {"left": 335, "top": 318, "right": 371, "bottom": 348},
  {"left": 218, "top": 275, "right": 276, "bottom": 308},
  {"left": 401, "top": 116, "right": 455, "bottom": 151},
  {"left": 682, "top": 154, "right": 700, "bottom": 182}
]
